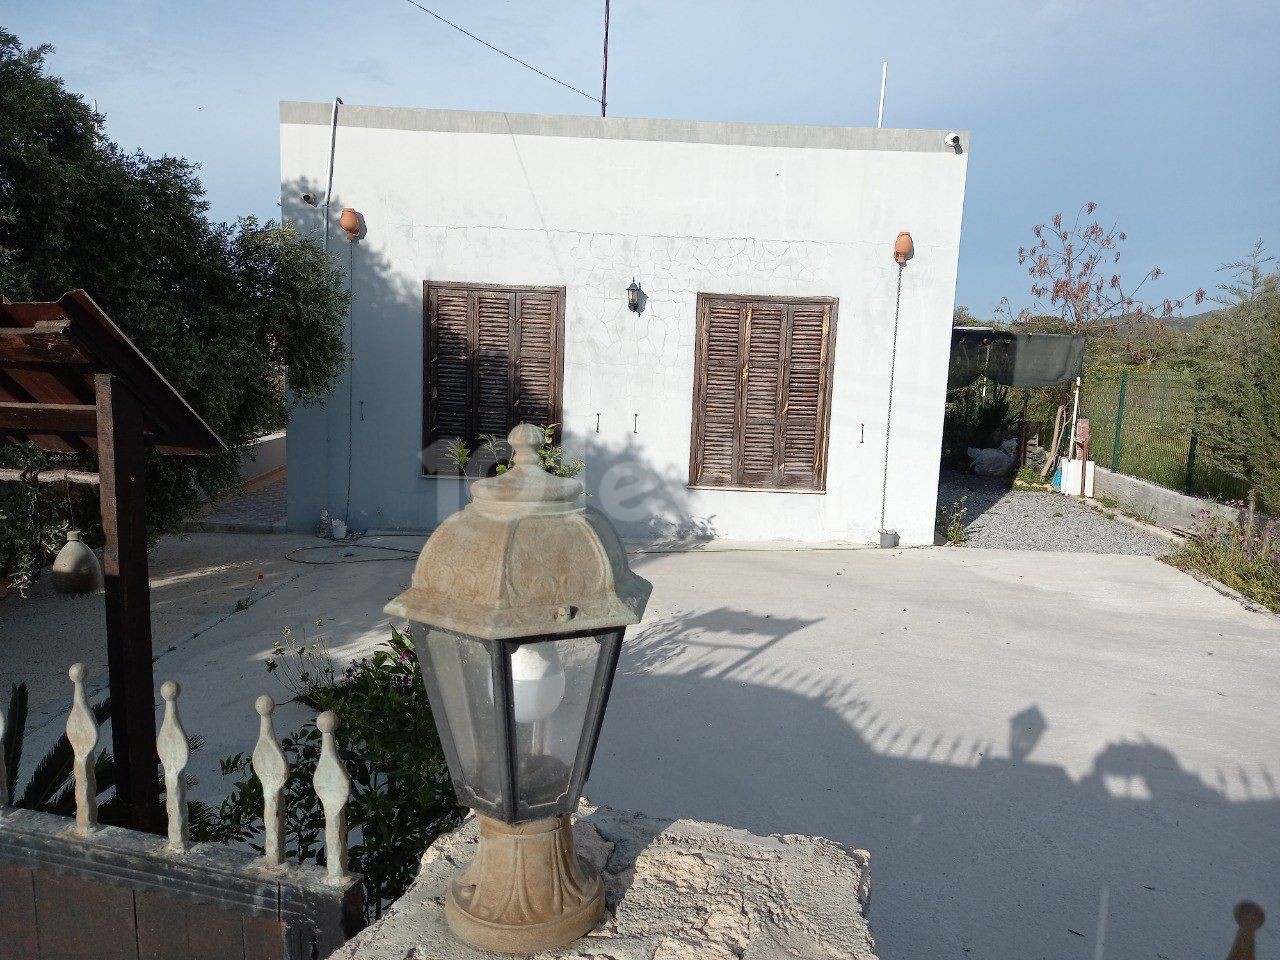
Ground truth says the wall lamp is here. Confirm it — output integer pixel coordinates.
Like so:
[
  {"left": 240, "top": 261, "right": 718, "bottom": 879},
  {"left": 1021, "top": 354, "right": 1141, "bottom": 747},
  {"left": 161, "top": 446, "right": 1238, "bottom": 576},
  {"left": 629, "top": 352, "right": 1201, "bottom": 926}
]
[{"left": 626, "top": 279, "right": 644, "bottom": 313}]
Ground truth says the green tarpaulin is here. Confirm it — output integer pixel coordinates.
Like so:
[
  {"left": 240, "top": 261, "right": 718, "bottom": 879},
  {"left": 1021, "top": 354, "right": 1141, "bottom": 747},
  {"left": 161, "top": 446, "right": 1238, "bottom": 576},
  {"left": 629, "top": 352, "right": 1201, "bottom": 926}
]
[{"left": 948, "top": 327, "right": 1086, "bottom": 390}]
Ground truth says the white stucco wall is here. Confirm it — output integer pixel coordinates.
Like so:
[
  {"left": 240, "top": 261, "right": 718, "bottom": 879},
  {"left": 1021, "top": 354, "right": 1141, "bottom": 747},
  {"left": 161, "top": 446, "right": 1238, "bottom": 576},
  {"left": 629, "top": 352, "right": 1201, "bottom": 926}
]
[{"left": 280, "top": 104, "right": 968, "bottom": 544}]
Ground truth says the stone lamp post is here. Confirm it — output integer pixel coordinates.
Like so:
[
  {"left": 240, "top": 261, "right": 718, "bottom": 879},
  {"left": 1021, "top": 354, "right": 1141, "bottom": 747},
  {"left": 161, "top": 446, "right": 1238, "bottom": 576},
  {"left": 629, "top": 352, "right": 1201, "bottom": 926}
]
[{"left": 385, "top": 424, "right": 652, "bottom": 954}]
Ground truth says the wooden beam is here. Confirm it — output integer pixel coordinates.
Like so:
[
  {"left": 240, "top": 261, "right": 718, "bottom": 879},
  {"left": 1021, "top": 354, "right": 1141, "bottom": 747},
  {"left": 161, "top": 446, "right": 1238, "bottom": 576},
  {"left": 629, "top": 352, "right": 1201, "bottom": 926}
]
[
  {"left": 96, "top": 373, "right": 163, "bottom": 834},
  {"left": 0, "top": 324, "right": 89, "bottom": 366},
  {"left": 61, "top": 292, "right": 223, "bottom": 454},
  {"left": 0, "top": 467, "right": 100, "bottom": 485},
  {"left": 0, "top": 401, "right": 99, "bottom": 433}
]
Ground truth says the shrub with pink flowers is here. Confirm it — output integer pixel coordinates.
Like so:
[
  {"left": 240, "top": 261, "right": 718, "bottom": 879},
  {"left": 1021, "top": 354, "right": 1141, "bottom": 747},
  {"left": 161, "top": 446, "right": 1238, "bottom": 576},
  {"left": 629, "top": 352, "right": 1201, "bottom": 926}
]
[{"left": 1168, "top": 505, "right": 1280, "bottom": 612}]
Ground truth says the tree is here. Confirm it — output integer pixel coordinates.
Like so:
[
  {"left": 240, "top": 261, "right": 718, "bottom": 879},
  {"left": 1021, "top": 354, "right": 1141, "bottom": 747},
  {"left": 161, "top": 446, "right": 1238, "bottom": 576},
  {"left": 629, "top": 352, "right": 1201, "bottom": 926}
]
[
  {"left": 1185, "top": 244, "right": 1279, "bottom": 512},
  {"left": 1213, "top": 239, "right": 1275, "bottom": 307},
  {"left": 0, "top": 29, "right": 349, "bottom": 585},
  {"left": 1000, "top": 201, "right": 1206, "bottom": 329}
]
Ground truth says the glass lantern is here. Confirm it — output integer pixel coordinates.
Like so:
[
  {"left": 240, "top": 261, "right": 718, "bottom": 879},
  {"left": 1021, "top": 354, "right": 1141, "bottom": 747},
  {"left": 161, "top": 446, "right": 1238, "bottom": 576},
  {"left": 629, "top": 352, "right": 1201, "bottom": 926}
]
[
  {"left": 416, "top": 626, "right": 624, "bottom": 824},
  {"left": 385, "top": 424, "right": 650, "bottom": 953}
]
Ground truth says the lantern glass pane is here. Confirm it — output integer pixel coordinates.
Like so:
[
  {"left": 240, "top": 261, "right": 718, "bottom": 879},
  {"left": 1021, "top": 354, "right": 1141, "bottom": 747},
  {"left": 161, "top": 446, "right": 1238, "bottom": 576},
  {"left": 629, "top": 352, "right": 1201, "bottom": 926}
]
[
  {"left": 510, "top": 635, "right": 603, "bottom": 818},
  {"left": 418, "top": 626, "right": 503, "bottom": 808}
]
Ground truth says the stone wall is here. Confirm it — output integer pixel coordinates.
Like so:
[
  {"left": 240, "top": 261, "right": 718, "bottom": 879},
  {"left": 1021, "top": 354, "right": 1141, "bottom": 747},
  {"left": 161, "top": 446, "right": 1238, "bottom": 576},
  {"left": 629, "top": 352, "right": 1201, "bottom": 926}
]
[{"left": 332, "top": 805, "right": 878, "bottom": 960}]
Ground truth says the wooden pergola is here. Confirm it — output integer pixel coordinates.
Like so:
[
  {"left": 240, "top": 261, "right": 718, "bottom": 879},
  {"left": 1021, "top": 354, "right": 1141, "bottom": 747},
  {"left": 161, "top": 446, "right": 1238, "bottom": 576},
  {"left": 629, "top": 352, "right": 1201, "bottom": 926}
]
[{"left": 0, "top": 290, "right": 223, "bottom": 833}]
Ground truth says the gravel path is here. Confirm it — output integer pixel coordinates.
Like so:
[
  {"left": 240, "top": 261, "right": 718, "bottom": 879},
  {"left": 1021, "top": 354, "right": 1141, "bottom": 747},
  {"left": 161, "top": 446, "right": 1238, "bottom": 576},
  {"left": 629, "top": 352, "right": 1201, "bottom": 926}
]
[{"left": 937, "top": 470, "right": 1172, "bottom": 555}]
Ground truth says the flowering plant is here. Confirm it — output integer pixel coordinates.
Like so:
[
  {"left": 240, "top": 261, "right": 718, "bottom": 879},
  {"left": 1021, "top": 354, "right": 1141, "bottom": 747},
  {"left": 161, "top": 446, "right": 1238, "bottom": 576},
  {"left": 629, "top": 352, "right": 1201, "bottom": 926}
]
[{"left": 1169, "top": 507, "right": 1280, "bottom": 612}]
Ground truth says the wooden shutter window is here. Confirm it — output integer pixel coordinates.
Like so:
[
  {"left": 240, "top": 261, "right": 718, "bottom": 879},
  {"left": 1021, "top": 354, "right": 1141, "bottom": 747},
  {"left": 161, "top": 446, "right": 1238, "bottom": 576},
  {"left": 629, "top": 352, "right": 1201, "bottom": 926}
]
[
  {"left": 423, "top": 282, "right": 564, "bottom": 474},
  {"left": 689, "top": 294, "right": 837, "bottom": 492}
]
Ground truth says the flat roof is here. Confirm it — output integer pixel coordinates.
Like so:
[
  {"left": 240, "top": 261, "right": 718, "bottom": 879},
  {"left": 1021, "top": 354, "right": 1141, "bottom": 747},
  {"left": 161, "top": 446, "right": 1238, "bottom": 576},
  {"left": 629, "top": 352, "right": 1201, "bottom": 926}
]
[{"left": 280, "top": 101, "right": 968, "bottom": 155}]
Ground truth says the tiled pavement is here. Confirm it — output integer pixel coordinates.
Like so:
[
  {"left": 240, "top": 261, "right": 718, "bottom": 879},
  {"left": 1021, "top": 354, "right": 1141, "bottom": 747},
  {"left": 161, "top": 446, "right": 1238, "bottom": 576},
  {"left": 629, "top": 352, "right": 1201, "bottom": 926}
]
[{"left": 201, "top": 477, "right": 286, "bottom": 531}]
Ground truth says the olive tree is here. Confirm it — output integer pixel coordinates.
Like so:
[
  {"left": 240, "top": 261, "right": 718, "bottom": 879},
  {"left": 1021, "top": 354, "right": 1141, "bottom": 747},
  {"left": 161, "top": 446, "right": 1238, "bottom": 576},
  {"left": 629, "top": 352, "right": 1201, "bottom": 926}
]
[{"left": 0, "top": 29, "right": 349, "bottom": 585}]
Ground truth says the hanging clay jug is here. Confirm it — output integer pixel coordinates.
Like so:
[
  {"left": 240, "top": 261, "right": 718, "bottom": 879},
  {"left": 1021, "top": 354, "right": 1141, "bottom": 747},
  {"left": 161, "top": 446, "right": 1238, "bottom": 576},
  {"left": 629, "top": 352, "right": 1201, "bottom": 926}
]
[
  {"left": 52, "top": 530, "right": 104, "bottom": 596},
  {"left": 339, "top": 207, "right": 361, "bottom": 241},
  {"left": 893, "top": 231, "right": 914, "bottom": 265}
]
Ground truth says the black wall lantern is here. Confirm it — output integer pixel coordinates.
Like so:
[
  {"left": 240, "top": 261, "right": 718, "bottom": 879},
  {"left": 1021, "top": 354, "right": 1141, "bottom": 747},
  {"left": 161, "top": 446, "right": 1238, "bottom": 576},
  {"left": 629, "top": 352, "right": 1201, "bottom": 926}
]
[
  {"left": 386, "top": 425, "right": 652, "bottom": 954},
  {"left": 626, "top": 278, "right": 643, "bottom": 313}
]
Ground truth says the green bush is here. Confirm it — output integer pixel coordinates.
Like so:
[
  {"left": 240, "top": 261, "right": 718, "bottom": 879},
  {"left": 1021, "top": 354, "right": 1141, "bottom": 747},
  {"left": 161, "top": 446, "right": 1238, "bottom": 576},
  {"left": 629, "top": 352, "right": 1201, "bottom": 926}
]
[
  {"left": 1184, "top": 289, "right": 1280, "bottom": 514},
  {"left": 1167, "top": 507, "right": 1280, "bottom": 612},
  {"left": 199, "top": 627, "right": 463, "bottom": 921},
  {"left": 0, "top": 29, "right": 350, "bottom": 584}
]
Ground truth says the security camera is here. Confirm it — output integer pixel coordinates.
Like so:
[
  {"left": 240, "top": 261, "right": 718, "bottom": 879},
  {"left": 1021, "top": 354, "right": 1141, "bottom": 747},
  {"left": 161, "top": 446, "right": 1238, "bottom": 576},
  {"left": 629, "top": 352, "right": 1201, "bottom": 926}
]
[
  {"left": 301, "top": 192, "right": 317, "bottom": 206},
  {"left": 943, "top": 132, "right": 962, "bottom": 150}
]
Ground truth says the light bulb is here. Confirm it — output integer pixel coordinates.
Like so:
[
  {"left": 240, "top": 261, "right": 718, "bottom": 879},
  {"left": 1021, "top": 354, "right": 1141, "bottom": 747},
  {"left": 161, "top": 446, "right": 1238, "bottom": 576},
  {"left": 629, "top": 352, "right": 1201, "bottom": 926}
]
[{"left": 510, "top": 642, "right": 566, "bottom": 723}]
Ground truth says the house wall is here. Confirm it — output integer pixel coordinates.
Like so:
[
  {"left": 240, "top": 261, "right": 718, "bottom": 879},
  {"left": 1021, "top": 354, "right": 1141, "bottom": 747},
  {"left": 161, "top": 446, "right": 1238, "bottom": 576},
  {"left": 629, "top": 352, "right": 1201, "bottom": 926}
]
[{"left": 279, "top": 104, "right": 969, "bottom": 544}]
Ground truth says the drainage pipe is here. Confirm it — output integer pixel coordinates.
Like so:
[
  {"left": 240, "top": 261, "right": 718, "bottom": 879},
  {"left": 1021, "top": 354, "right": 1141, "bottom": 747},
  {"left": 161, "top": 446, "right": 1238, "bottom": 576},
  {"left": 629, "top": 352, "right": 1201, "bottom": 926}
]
[{"left": 879, "top": 262, "right": 905, "bottom": 541}]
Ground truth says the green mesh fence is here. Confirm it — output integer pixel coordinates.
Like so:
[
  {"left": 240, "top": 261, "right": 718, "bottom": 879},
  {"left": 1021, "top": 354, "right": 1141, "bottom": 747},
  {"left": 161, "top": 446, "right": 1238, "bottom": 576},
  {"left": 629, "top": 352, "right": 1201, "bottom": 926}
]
[{"left": 1082, "top": 370, "right": 1249, "bottom": 501}]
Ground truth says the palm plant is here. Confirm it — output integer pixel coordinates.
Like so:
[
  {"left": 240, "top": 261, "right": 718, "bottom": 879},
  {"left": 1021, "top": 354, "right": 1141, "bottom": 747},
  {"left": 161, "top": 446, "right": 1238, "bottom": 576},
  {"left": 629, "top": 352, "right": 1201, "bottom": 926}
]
[{"left": 2, "top": 682, "right": 211, "bottom": 831}]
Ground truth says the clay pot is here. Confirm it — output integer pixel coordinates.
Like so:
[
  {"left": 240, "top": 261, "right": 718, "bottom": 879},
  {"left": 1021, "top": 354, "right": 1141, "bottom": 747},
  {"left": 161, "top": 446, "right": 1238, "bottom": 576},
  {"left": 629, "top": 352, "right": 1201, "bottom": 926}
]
[
  {"left": 339, "top": 207, "right": 361, "bottom": 241},
  {"left": 52, "top": 530, "right": 104, "bottom": 596},
  {"left": 893, "top": 231, "right": 913, "bottom": 264}
]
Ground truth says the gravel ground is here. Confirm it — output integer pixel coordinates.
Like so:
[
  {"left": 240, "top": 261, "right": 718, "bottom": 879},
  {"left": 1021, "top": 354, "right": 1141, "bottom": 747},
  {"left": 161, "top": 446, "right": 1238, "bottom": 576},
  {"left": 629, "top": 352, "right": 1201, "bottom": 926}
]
[{"left": 937, "top": 470, "right": 1172, "bottom": 555}]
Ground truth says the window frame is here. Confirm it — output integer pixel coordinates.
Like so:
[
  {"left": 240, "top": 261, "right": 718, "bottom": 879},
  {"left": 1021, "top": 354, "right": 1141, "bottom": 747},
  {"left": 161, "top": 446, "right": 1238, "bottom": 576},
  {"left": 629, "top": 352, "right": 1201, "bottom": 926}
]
[
  {"left": 687, "top": 292, "right": 839, "bottom": 494},
  {"left": 422, "top": 280, "right": 566, "bottom": 477}
]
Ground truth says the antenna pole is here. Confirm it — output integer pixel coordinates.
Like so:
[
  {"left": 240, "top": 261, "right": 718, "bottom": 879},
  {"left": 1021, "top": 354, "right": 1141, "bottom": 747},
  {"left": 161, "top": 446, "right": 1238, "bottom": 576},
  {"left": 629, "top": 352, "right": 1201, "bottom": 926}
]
[
  {"left": 601, "top": 0, "right": 611, "bottom": 117},
  {"left": 877, "top": 59, "right": 888, "bottom": 128}
]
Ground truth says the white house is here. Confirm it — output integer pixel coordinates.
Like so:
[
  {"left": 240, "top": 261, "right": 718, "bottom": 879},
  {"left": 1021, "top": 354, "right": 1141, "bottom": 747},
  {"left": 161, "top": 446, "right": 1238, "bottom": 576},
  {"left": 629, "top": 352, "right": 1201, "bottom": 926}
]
[{"left": 279, "top": 102, "right": 968, "bottom": 545}]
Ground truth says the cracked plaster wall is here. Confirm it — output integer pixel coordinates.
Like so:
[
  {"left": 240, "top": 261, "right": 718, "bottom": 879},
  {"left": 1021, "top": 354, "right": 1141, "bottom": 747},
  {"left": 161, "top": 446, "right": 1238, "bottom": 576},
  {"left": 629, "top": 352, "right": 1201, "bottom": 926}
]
[{"left": 280, "top": 113, "right": 968, "bottom": 544}]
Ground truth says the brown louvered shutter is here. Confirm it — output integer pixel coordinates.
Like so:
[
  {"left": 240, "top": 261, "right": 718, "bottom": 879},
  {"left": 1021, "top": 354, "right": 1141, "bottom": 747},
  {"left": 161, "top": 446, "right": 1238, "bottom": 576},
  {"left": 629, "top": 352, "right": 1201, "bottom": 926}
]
[
  {"left": 691, "top": 297, "right": 743, "bottom": 484},
  {"left": 690, "top": 294, "right": 836, "bottom": 491},
  {"left": 513, "top": 289, "right": 560, "bottom": 427},
  {"left": 475, "top": 291, "right": 514, "bottom": 437},
  {"left": 740, "top": 302, "right": 785, "bottom": 486},
  {"left": 425, "top": 287, "right": 471, "bottom": 448},
  {"left": 779, "top": 301, "right": 833, "bottom": 488},
  {"left": 423, "top": 283, "right": 564, "bottom": 473}
]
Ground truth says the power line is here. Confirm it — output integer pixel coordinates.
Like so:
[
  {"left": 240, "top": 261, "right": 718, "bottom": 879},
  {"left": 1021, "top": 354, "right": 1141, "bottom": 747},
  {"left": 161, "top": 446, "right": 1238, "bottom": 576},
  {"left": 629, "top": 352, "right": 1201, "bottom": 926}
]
[{"left": 399, "top": 0, "right": 602, "bottom": 105}]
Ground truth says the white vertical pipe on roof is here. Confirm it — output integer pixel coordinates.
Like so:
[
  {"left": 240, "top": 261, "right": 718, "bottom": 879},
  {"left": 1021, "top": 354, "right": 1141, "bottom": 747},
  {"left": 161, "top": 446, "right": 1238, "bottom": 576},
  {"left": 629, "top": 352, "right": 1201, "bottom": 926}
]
[
  {"left": 877, "top": 61, "right": 888, "bottom": 128},
  {"left": 322, "top": 97, "right": 343, "bottom": 252}
]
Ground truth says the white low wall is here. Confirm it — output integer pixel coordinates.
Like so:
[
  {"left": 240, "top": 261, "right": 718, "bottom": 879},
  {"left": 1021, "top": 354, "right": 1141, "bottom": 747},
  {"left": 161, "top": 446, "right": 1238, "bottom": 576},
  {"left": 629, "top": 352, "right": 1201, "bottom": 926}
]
[
  {"left": 238, "top": 431, "right": 286, "bottom": 487},
  {"left": 280, "top": 104, "right": 969, "bottom": 544}
]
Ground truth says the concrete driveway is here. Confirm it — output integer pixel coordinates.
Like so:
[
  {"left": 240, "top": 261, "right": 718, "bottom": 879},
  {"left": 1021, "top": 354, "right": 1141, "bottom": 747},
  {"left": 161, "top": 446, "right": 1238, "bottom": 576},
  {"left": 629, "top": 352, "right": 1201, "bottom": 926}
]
[{"left": 2, "top": 534, "right": 1276, "bottom": 959}]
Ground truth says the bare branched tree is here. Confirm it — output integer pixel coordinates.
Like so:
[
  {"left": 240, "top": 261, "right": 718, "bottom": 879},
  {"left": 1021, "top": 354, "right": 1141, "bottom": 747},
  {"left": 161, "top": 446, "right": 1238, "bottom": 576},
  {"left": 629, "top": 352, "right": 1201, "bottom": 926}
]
[{"left": 998, "top": 201, "right": 1206, "bottom": 330}]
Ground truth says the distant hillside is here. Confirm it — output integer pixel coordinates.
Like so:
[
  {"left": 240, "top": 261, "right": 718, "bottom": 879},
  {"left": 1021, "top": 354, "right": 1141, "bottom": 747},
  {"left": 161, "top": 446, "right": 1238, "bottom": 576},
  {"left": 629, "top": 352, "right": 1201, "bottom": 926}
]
[{"left": 1098, "top": 307, "right": 1222, "bottom": 334}]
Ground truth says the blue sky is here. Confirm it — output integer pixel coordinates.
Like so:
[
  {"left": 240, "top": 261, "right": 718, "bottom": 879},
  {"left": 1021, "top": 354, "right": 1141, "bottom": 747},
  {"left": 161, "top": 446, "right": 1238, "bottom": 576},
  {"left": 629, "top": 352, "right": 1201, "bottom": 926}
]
[{"left": 7, "top": 0, "right": 1277, "bottom": 315}]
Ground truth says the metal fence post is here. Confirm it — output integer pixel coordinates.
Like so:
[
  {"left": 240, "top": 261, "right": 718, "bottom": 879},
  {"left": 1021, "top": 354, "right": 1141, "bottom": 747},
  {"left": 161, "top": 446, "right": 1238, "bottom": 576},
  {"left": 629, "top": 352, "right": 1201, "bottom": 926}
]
[
  {"left": 1185, "top": 434, "right": 1198, "bottom": 494},
  {"left": 1111, "top": 369, "right": 1128, "bottom": 472}
]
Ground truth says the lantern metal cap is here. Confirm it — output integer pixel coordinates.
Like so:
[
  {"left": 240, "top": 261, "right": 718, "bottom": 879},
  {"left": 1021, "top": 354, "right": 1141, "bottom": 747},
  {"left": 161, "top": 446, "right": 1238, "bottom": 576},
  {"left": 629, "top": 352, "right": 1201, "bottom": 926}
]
[{"left": 385, "top": 425, "right": 651, "bottom": 639}]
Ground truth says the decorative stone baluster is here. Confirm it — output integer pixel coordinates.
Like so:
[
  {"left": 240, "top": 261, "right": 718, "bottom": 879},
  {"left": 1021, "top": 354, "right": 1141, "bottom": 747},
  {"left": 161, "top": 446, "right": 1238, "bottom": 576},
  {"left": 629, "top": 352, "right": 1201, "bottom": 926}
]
[
  {"left": 66, "top": 663, "right": 99, "bottom": 835},
  {"left": 157, "top": 680, "right": 191, "bottom": 853},
  {"left": 251, "top": 695, "right": 289, "bottom": 867},
  {"left": 313, "top": 711, "right": 351, "bottom": 885}
]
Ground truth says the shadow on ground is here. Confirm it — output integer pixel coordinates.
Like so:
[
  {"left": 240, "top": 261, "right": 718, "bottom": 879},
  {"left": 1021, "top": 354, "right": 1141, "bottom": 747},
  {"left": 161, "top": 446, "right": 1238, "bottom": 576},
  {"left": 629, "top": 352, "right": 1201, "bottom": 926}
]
[{"left": 590, "top": 605, "right": 1278, "bottom": 960}]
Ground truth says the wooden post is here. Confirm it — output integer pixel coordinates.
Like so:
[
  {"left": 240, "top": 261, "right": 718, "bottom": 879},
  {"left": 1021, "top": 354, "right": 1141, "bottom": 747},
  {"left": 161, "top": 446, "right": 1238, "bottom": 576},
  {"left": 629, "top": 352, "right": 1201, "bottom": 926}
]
[{"left": 95, "top": 373, "right": 163, "bottom": 834}]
